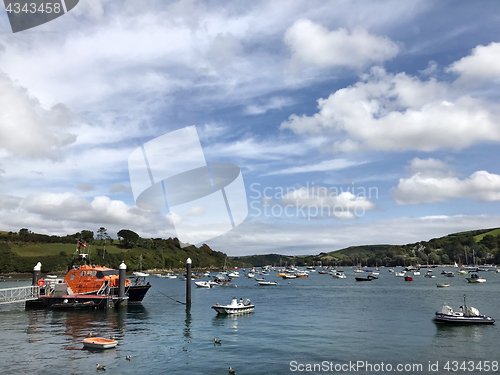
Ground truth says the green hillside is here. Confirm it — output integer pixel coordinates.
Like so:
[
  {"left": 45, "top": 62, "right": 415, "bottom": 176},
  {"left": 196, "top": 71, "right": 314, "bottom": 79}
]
[
  {"left": 0, "top": 229, "right": 249, "bottom": 274},
  {"left": 233, "top": 227, "right": 500, "bottom": 268},
  {"left": 474, "top": 228, "right": 500, "bottom": 242}
]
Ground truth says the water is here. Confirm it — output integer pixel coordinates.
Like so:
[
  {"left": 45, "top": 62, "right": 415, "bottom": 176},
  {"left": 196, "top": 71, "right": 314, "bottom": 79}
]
[{"left": 1, "top": 269, "right": 499, "bottom": 374}]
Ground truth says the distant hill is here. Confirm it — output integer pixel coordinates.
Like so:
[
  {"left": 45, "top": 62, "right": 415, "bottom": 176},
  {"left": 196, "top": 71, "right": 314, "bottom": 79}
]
[
  {"left": 0, "top": 229, "right": 250, "bottom": 274},
  {"left": 232, "top": 227, "right": 500, "bottom": 267}
]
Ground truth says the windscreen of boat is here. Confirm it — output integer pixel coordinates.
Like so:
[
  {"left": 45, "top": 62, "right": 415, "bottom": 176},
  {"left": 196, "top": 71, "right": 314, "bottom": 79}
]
[{"left": 96, "top": 270, "right": 120, "bottom": 278}]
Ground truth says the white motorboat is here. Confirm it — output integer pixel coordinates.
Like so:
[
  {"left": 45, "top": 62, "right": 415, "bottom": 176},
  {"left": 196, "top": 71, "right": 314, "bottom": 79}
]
[
  {"left": 164, "top": 273, "right": 177, "bottom": 279},
  {"left": 466, "top": 273, "right": 486, "bottom": 283},
  {"left": 436, "top": 283, "right": 450, "bottom": 288},
  {"left": 258, "top": 281, "right": 278, "bottom": 286},
  {"left": 413, "top": 270, "right": 420, "bottom": 276},
  {"left": 212, "top": 297, "right": 254, "bottom": 315},
  {"left": 424, "top": 271, "right": 435, "bottom": 278},
  {"left": 394, "top": 271, "right": 406, "bottom": 277},
  {"left": 434, "top": 296, "right": 494, "bottom": 324},
  {"left": 246, "top": 271, "right": 255, "bottom": 278},
  {"left": 332, "top": 271, "right": 346, "bottom": 279},
  {"left": 195, "top": 281, "right": 217, "bottom": 288},
  {"left": 444, "top": 271, "right": 454, "bottom": 277},
  {"left": 227, "top": 271, "right": 240, "bottom": 278}
]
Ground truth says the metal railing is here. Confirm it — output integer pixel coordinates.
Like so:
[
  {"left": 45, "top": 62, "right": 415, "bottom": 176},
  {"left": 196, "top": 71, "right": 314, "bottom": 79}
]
[{"left": 0, "top": 285, "right": 40, "bottom": 304}]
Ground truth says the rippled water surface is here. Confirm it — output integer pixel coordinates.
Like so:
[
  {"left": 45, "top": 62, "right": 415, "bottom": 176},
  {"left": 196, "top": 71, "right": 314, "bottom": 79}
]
[{"left": 1, "top": 268, "right": 499, "bottom": 374}]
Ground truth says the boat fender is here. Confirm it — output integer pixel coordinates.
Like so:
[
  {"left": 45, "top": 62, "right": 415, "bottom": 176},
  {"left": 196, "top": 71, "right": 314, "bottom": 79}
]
[{"left": 37, "top": 279, "right": 45, "bottom": 287}]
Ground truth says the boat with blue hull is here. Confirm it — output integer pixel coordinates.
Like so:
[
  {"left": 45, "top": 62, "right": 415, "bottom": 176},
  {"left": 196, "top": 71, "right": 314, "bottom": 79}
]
[{"left": 434, "top": 295, "right": 495, "bottom": 324}]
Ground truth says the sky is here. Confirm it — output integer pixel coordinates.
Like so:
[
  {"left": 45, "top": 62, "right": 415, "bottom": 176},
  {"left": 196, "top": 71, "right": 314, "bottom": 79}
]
[{"left": 1, "top": 0, "right": 500, "bottom": 256}]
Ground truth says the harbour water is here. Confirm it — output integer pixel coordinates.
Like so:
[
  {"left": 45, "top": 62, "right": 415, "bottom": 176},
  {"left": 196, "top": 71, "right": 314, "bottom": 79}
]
[{"left": 1, "top": 268, "right": 499, "bottom": 374}]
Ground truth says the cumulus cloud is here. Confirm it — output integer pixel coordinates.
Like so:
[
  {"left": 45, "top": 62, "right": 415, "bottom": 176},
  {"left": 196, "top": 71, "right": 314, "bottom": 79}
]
[
  {"left": 262, "top": 186, "right": 376, "bottom": 220},
  {"left": 281, "top": 67, "right": 500, "bottom": 152},
  {"left": 0, "top": 72, "right": 77, "bottom": 159},
  {"left": 447, "top": 42, "right": 500, "bottom": 84},
  {"left": 285, "top": 19, "right": 400, "bottom": 70},
  {"left": 392, "top": 159, "right": 500, "bottom": 204},
  {"left": 0, "top": 192, "right": 174, "bottom": 236}
]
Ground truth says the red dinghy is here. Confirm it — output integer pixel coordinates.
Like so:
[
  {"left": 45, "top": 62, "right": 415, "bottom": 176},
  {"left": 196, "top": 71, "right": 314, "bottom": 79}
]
[{"left": 404, "top": 276, "right": 413, "bottom": 282}]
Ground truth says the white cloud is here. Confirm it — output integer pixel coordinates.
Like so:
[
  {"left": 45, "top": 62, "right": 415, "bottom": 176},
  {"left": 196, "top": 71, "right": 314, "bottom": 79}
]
[
  {"left": 419, "top": 60, "right": 437, "bottom": 76},
  {"left": 262, "top": 186, "right": 376, "bottom": 220},
  {"left": 244, "top": 96, "right": 295, "bottom": 115},
  {"left": 284, "top": 19, "right": 400, "bottom": 70},
  {"left": 447, "top": 42, "right": 500, "bottom": 84},
  {"left": 208, "top": 214, "right": 500, "bottom": 256},
  {"left": 0, "top": 192, "right": 175, "bottom": 238},
  {"left": 281, "top": 67, "right": 500, "bottom": 152},
  {"left": 406, "top": 157, "right": 454, "bottom": 177},
  {"left": 264, "top": 158, "right": 365, "bottom": 176},
  {"left": 392, "top": 164, "right": 500, "bottom": 204},
  {"left": 0, "top": 72, "right": 76, "bottom": 159}
]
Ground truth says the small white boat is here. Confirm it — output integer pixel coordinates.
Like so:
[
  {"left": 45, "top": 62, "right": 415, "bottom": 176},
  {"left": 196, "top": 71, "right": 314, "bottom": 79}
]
[
  {"left": 332, "top": 271, "right": 346, "bottom": 279},
  {"left": 203, "top": 271, "right": 211, "bottom": 277},
  {"left": 164, "top": 273, "right": 177, "bottom": 279},
  {"left": 227, "top": 271, "right": 240, "bottom": 278},
  {"left": 246, "top": 272, "right": 255, "bottom": 278},
  {"left": 195, "top": 281, "right": 214, "bottom": 288},
  {"left": 424, "top": 271, "right": 435, "bottom": 278},
  {"left": 413, "top": 270, "right": 420, "bottom": 276},
  {"left": 133, "top": 271, "right": 149, "bottom": 277},
  {"left": 443, "top": 271, "right": 454, "bottom": 277},
  {"left": 466, "top": 273, "right": 486, "bottom": 283},
  {"left": 258, "top": 281, "right": 278, "bottom": 286},
  {"left": 282, "top": 274, "right": 296, "bottom": 279},
  {"left": 82, "top": 337, "right": 118, "bottom": 349},
  {"left": 436, "top": 283, "right": 450, "bottom": 288},
  {"left": 212, "top": 297, "right": 254, "bottom": 314},
  {"left": 394, "top": 271, "right": 406, "bottom": 277}
]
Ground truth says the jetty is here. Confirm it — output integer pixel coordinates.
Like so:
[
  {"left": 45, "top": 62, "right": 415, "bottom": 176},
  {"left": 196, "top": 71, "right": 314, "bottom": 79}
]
[{"left": 0, "top": 261, "right": 128, "bottom": 310}]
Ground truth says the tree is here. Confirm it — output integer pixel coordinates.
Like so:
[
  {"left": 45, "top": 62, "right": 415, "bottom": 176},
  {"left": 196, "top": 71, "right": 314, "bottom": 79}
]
[
  {"left": 80, "top": 230, "right": 94, "bottom": 244},
  {"left": 96, "top": 227, "right": 109, "bottom": 244},
  {"left": 117, "top": 229, "right": 139, "bottom": 248}
]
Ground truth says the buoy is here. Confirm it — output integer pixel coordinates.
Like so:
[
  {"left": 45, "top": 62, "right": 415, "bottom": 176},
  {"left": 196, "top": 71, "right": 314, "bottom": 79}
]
[{"left": 37, "top": 279, "right": 44, "bottom": 287}]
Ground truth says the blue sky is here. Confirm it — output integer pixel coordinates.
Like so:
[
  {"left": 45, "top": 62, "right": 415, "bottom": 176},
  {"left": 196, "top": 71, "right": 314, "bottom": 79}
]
[{"left": 1, "top": 0, "right": 500, "bottom": 255}]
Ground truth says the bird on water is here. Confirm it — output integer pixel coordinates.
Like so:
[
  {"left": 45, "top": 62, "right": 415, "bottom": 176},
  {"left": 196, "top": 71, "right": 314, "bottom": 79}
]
[
  {"left": 229, "top": 367, "right": 235, "bottom": 374},
  {"left": 214, "top": 338, "right": 221, "bottom": 344},
  {"left": 126, "top": 355, "right": 131, "bottom": 361},
  {"left": 96, "top": 364, "right": 106, "bottom": 371}
]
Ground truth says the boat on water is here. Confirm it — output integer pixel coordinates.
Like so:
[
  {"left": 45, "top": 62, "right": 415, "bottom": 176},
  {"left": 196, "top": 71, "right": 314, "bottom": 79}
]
[
  {"left": 434, "top": 295, "right": 494, "bottom": 324},
  {"left": 212, "top": 297, "right": 254, "bottom": 315},
  {"left": 404, "top": 276, "right": 413, "bottom": 282},
  {"left": 257, "top": 281, "right": 278, "bottom": 286},
  {"left": 394, "top": 271, "right": 406, "bottom": 277},
  {"left": 443, "top": 271, "right": 454, "bottom": 277},
  {"left": 424, "top": 271, "right": 436, "bottom": 278},
  {"left": 195, "top": 281, "right": 216, "bottom": 288},
  {"left": 282, "top": 274, "right": 297, "bottom": 279},
  {"left": 82, "top": 337, "right": 118, "bottom": 349},
  {"left": 62, "top": 243, "right": 151, "bottom": 303},
  {"left": 355, "top": 275, "right": 377, "bottom": 281},
  {"left": 51, "top": 300, "right": 96, "bottom": 310},
  {"left": 164, "top": 273, "right": 177, "bottom": 279},
  {"left": 332, "top": 271, "right": 346, "bottom": 279},
  {"left": 413, "top": 270, "right": 421, "bottom": 276},
  {"left": 436, "top": 283, "right": 450, "bottom": 288},
  {"left": 466, "top": 273, "right": 486, "bottom": 283}
]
